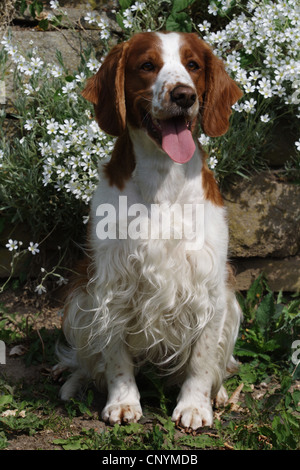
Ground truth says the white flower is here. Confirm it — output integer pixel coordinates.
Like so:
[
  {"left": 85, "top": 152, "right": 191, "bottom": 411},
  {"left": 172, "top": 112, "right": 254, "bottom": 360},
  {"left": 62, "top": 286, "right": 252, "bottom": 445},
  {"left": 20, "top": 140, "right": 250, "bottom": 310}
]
[
  {"left": 130, "top": 2, "right": 146, "bottom": 12},
  {"left": 123, "top": 8, "right": 133, "bottom": 18},
  {"left": 243, "top": 82, "right": 256, "bottom": 94},
  {"left": 49, "top": 64, "right": 63, "bottom": 78},
  {"left": 84, "top": 11, "right": 98, "bottom": 24},
  {"left": 232, "top": 102, "right": 244, "bottom": 113},
  {"left": 24, "top": 119, "right": 35, "bottom": 130},
  {"left": 198, "top": 134, "right": 210, "bottom": 146},
  {"left": 59, "top": 118, "right": 75, "bottom": 135},
  {"left": 295, "top": 140, "right": 300, "bottom": 152},
  {"left": 249, "top": 70, "right": 261, "bottom": 82},
  {"left": 30, "top": 56, "right": 44, "bottom": 69},
  {"left": 56, "top": 165, "right": 69, "bottom": 178},
  {"left": 75, "top": 72, "right": 86, "bottom": 83},
  {"left": 54, "top": 180, "right": 64, "bottom": 191},
  {"left": 23, "top": 83, "right": 33, "bottom": 95},
  {"left": 123, "top": 17, "right": 134, "bottom": 29},
  {"left": 23, "top": 63, "right": 35, "bottom": 76},
  {"left": 46, "top": 118, "right": 59, "bottom": 135},
  {"left": 208, "top": 2, "right": 219, "bottom": 16},
  {"left": 6, "top": 239, "right": 18, "bottom": 251},
  {"left": 16, "top": 56, "right": 27, "bottom": 73},
  {"left": 198, "top": 20, "right": 211, "bottom": 32},
  {"left": 257, "top": 77, "right": 273, "bottom": 98},
  {"left": 260, "top": 114, "right": 270, "bottom": 123},
  {"left": 56, "top": 276, "right": 68, "bottom": 286},
  {"left": 100, "top": 29, "right": 110, "bottom": 40},
  {"left": 35, "top": 284, "right": 47, "bottom": 295},
  {"left": 61, "top": 81, "right": 76, "bottom": 94},
  {"left": 243, "top": 98, "right": 257, "bottom": 113},
  {"left": 50, "top": 0, "right": 59, "bottom": 9},
  {"left": 39, "top": 142, "right": 52, "bottom": 156},
  {"left": 87, "top": 58, "right": 100, "bottom": 72},
  {"left": 208, "top": 156, "right": 218, "bottom": 169},
  {"left": 28, "top": 242, "right": 40, "bottom": 255}
]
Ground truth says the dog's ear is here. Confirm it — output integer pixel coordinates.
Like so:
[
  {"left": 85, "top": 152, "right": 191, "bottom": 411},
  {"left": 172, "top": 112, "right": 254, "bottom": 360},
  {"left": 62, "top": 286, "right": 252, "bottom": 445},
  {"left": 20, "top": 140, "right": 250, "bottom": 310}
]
[
  {"left": 82, "top": 42, "right": 129, "bottom": 136},
  {"left": 200, "top": 46, "right": 243, "bottom": 137}
]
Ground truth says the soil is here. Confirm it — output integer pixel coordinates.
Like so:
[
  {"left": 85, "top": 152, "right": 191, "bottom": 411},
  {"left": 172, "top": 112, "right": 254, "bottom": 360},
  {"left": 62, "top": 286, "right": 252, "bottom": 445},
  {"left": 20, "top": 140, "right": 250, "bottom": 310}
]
[
  {"left": 2, "top": 288, "right": 299, "bottom": 450},
  {"left": 0, "top": 288, "right": 179, "bottom": 450}
]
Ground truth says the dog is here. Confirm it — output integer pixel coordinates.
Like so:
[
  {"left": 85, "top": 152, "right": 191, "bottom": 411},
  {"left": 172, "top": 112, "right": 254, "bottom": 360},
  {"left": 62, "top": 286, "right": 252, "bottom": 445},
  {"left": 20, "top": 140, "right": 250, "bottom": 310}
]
[{"left": 57, "top": 31, "right": 243, "bottom": 430}]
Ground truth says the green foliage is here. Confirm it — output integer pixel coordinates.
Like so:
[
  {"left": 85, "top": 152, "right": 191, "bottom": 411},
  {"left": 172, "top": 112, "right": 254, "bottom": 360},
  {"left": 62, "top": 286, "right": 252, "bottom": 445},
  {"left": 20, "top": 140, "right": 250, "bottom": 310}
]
[
  {"left": 0, "top": 277, "right": 299, "bottom": 450},
  {"left": 235, "top": 274, "right": 300, "bottom": 381},
  {"left": 166, "top": 0, "right": 196, "bottom": 32}
]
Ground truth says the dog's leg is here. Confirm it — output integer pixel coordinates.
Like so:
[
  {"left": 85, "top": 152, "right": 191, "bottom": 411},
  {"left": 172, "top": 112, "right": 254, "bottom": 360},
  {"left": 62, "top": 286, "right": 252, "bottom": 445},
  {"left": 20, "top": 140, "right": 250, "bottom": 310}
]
[
  {"left": 171, "top": 346, "right": 215, "bottom": 430},
  {"left": 172, "top": 294, "right": 241, "bottom": 430},
  {"left": 101, "top": 345, "right": 142, "bottom": 425}
]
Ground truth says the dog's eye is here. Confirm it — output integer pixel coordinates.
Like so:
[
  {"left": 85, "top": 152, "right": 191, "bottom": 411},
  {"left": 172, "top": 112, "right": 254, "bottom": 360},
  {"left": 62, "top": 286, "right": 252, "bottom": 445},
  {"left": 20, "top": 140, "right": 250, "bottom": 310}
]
[
  {"left": 141, "top": 62, "right": 155, "bottom": 72},
  {"left": 187, "top": 61, "right": 200, "bottom": 71}
]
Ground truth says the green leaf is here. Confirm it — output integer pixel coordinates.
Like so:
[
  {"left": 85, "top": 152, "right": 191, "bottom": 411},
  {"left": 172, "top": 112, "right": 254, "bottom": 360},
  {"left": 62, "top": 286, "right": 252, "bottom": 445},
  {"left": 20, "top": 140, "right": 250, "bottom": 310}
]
[
  {"left": 119, "top": 0, "right": 133, "bottom": 10},
  {"left": 246, "top": 273, "right": 264, "bottom": 306},
  {"left": 171, "top": 0, "right": 195, "bottom": 12},
  {"left": 116, "top": 12, "right": 125, "bottom": 30},
  {"left": 29, "top": 3, "right": 36, "bottom": 18},
  {"left": 256, "top": 292, "right": 275, "bottom": 334},
  {"left": 38, "top": 19, "right": 49, "bottom": 31},
  {"left": 53, "top": 437, "right": 88, "bottom": 450},
  {"left": 179, "top": 433, "right": 222, "bottom": 449},
  {"left": 0, "top": 395, "right": 13, "bottom": 407},
  {"left": 166, "top": 12, "right": 193, "bottom": 32},
  {"left": 238, "top": 363, "right": 258, "bottom": 384},
  {"left": 19, "top": 0, "right": 27, "bottom": 16},
  {"left": 35, "top": 0, "right": 44, "bottom": 16}
]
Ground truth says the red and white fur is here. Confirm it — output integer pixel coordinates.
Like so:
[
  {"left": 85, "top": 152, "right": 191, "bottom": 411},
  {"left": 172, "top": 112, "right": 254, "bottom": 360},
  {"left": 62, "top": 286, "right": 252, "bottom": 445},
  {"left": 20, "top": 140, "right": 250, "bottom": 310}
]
[{"left": 57, "top": 32, "right": 243, "bottom": 430}]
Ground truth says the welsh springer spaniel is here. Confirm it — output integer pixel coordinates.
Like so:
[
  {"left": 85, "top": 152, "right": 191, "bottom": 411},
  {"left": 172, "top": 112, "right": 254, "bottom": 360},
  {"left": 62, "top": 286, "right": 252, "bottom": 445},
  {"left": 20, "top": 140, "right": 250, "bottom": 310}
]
[{"left": 58, "top": 32, "right": 243, "bottom": 430}]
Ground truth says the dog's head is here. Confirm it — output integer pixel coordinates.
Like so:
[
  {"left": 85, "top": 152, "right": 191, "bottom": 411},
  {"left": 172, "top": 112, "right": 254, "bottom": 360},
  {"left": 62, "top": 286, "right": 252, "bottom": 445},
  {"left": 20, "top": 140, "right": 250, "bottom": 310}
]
[{"left": 82, "top": 32, "right": 242, "bottom": 164}]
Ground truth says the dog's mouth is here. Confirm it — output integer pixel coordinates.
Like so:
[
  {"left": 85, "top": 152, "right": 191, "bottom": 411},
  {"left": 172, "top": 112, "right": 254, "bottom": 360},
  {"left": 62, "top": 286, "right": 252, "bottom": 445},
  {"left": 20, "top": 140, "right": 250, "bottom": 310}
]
[{"left": 143, "top": 114, "right": 196, "bottom": 164}]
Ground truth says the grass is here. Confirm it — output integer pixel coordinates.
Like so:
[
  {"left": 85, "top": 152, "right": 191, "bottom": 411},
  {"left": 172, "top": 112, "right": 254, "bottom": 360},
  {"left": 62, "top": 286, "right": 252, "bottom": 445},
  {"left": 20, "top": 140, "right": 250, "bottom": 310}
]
[{"left": 0, "top": 275, "right": 299, "bottom": 450}]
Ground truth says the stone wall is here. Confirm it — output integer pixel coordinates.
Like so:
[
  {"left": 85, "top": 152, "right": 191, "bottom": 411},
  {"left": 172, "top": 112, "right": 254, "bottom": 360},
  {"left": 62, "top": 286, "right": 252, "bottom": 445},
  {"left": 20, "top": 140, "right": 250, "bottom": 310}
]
[
  {"left": 0, "top": 1, "right": 299, "bottom": 291},
  {"left": 223, "top": 174, "right": 300, "bottom": 291}
]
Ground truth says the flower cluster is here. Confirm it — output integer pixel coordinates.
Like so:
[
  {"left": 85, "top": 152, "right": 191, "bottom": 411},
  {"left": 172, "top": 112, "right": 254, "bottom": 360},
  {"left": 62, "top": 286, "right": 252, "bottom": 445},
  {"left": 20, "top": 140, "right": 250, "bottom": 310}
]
[
  {"left": 40, "top": 117, "right": 114, "bottom": 203},
  {"left": 83, "top": 10, "right": 111, "bottom": 40},
  {"left": 0, "top": 34, "right": 115, "bottom": 205},
  {"left": 196, "top": 0, "right": 300, "bottom": 169},
  {"left": 121, "top": 2, "right": 147, "bottom": 30},
  {"left": 198, "top": 0, "right": 300, "bottom": 111}
]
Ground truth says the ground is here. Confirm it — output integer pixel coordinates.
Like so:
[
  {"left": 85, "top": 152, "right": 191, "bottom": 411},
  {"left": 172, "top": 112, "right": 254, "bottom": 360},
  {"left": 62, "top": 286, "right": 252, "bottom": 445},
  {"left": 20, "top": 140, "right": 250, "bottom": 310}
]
[{"left": 0, "top": 287, "right": 299, "bottom": 451}]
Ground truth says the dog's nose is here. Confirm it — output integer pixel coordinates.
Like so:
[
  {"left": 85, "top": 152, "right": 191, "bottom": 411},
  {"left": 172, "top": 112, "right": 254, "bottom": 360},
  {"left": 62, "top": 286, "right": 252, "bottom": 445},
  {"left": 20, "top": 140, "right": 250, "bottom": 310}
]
[{"left": 171, "top": 85, "right": 196, "bottom": 109}]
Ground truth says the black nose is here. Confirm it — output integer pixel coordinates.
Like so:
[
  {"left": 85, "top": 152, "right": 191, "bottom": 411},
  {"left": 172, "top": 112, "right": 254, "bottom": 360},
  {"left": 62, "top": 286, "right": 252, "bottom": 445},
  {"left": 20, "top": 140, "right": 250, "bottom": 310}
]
[{"left": 171, "top": 85, "right": 196, "bottom": 109}]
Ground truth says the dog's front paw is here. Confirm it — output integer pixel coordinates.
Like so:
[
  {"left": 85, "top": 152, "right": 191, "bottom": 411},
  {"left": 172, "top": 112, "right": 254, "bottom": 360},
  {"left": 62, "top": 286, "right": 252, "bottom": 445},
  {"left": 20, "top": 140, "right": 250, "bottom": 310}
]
[
  {"left": 172, "top": 402, "right": 213, "bottom": 430},
  {"left": 102, "top": 403, "right": 143, "bottom": 425}
]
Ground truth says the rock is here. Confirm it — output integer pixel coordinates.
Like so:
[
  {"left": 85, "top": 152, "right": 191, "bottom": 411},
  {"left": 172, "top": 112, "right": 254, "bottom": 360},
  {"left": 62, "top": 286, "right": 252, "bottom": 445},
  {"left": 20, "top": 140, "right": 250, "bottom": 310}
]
[
  {"left": 224, "top": 173, "right": 300, "bottom": 258},
  {"left": 4, "top": 29, "right": 104, "bottom": 73},
  {"left": 233, "top": 256, "right": 300, "bottom": 292}
]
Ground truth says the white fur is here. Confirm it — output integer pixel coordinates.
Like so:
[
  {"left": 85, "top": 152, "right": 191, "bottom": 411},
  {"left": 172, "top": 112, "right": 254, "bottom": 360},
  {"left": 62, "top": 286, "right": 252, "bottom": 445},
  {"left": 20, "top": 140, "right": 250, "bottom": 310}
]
[
  {"left": 152, "top": 32, "right": 199, "bottom": 120},
  {"left": 57, "top": 33, "right": 241, "bottom": 430}
]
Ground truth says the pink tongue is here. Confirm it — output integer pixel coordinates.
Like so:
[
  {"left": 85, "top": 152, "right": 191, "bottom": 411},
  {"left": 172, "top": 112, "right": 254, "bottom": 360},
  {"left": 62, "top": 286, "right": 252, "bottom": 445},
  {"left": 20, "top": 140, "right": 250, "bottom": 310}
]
[{"left": 161, "top": 117, "right": 196, "bottom": 164}]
